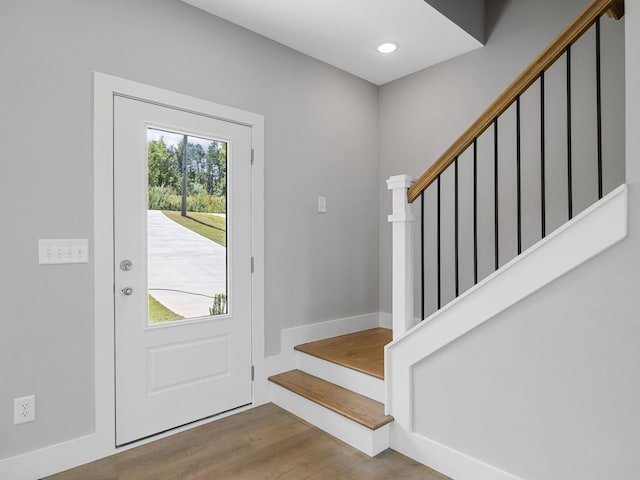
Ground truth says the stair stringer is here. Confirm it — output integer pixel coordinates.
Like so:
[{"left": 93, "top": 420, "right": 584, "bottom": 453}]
[{"left": 385, "top": 184, "right": 627, "bottom": 480}]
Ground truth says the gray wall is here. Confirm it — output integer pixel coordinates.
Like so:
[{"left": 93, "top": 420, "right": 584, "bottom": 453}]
[
  {"left": 425, "top": 0, "right": 486, "bottom": 44},
  {"left": 0, "top": 0, "right": 379, "bottom": 459},
  {"left": 380, "top": 0, "right": 639, "bottom": 478}
]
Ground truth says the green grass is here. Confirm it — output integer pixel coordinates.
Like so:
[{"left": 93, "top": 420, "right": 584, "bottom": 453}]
[
  {"left": 148, "top": 294, "right": 184, "bottom": 324},
  {"left": 162, "top": 211, "right": 226, "bottom": 247}
]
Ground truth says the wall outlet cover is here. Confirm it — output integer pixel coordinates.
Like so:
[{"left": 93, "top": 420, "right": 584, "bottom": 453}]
[{"left": 14, "top": 395, "right": 36, "bottom": 424}]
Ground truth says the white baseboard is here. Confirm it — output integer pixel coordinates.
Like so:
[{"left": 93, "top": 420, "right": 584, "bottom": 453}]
[
  {"left": 392, "top": 426, "right": 524, "bottom": 480},
  {"left": 379, "top": 312, "right": 422, "bottom": 329},
  {"left": 282, "top": 312, "right": 383, "bottom": 351},
  {"left": 265, "top": 312, "right": 383, "bottom": 378},
  {"left": 379, "top": 312, "right": 392, "bottom": 328},
  {"left": 270, "top": 382, "right": 390, "bottom": 457},
  {"left": 0, "top": 434, "right": 100, "bottom": 480}
]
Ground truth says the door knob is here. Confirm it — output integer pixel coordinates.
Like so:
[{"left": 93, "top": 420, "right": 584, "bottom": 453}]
[{"left": 121, "top": 287, "right": 133, "bottom": 296}]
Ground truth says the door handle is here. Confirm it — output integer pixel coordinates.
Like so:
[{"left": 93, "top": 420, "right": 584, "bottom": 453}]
[{"left": 121, "top": 287, "right": 133, "bottom": 296}]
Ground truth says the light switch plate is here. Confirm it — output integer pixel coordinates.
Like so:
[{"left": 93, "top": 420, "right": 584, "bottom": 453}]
[
  {"left": 318, "top": 196, "right": 327, "bottom": 213},
  {"left": 39, "top": 239, "right": 89, "bottom": 264}
]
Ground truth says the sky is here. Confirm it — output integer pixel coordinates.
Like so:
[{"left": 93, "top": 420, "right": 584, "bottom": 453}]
[{"left": 147, "top": 127, "right": 224, "bottom": 150}]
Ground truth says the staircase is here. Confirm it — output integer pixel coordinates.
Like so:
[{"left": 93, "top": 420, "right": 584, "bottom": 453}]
[
  {"left": 269, "top": 0, "right": 625, "bottom": 477},
  {"left": 382, "top": 1, "right": 627, "bottom": 479},
  {"left": 268, "top": 328, "right": 393, "bottom": 456}
]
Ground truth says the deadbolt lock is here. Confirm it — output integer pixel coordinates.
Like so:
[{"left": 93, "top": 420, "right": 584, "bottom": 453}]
[{"left": 120, "top": 260, "right": 133, "bottom": 271}]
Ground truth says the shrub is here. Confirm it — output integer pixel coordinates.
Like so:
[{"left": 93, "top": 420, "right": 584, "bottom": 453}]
[
  {"left": 188, "top": 193, "right": 226, "bottom": 213},
  {"left": 148, "top": 185, "right": 177, "bottom": 210},
  {"left": 208, "top": 195, "right": 226, "bottom": 213},
  {"left": 209, "top": 293, "right": 227, "bottom": 316},
  {"left": 149, "top": 189, "right": 226, "bottom": 214}
]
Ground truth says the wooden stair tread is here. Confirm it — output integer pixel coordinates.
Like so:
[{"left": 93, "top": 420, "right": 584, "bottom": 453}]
[
  {"left": 268, "top": 370, "right": 393, "bottom": 430},
  {"left": 294, "top": 327, "right": 392, "bottom": 379}
]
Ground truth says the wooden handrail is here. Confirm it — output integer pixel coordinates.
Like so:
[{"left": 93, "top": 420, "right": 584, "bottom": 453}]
[{"left": 407, "top": 0, "right": 624, "bottom": 203}]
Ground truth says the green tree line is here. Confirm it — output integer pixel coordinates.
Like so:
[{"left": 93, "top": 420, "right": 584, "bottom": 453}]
[{"left": 148, "top": 135, "right": 226, "bottom": 213}]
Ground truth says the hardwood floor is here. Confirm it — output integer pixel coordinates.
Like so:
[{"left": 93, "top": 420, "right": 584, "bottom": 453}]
[
  {"left": 44, "top": 404, "right": 449, "bottom": 480},
  {"left": 294, "top": 327, "right": 392, "bottom": 379}
]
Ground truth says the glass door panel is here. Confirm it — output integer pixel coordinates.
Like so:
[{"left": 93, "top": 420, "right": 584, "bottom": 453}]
[{"left": 146, "top": 127, "right": 228, "bottom": 324}]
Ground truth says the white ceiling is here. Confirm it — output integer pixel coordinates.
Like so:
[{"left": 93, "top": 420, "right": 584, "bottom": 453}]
[{"left": 181, "top": 0, "right": 483, "bottom": 85}]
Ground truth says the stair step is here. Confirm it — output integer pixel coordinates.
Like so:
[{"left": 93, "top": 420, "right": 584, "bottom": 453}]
[
  {"left": 295, "top": 348, "right": 385, "bottom": 402},
  {"left": 294, "top": 327, "right": 392, "bottom": 379},
  {"left": 268, "top": 369, "right": 393, "bottom": 430}
]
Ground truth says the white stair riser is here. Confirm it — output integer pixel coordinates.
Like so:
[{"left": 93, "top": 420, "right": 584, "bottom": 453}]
[
  {"left": 270, "top": 382, "right": 390, "bottom": 457},
  {"left": 294, "top": 351, "right": 385, "bottom": 402}
]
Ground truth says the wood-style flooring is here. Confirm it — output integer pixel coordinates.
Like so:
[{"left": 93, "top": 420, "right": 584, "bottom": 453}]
[
  {"left": 294, "top": 327, "right": 392, "bottom": 379},
  {"left": 44, "top": 403, "right": 449, "bottom": 480}
]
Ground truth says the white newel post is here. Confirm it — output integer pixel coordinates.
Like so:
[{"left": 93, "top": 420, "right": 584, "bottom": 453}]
[{"left": 387, "top": 174, "right": 416, "bottom": 339}]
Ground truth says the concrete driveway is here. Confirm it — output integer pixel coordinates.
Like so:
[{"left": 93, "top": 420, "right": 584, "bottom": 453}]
[{"left": 147, "top": 210, "right": 226, "bottom": 319}]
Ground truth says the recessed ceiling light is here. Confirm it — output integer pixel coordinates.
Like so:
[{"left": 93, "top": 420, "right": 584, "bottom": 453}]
[{"left": 377, "top": 42, "right": 398, "bottom": 54}]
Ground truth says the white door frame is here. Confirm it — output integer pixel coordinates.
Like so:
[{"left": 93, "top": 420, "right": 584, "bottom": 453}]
[{"left": 93, "top": 72, "right": 266, "bottom": 455}]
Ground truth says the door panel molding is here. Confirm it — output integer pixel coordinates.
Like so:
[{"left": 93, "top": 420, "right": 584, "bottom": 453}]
[
  {"left": 93, "top": 72, "right": 265, "bottom": 455},
  {"left": 148, "top": 335, "right": 230, "bottom": 394}
]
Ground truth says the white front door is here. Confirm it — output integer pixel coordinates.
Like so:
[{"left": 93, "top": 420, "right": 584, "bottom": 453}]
[{"left": 113, "top": 95, "right": 252, "bottom": 446}]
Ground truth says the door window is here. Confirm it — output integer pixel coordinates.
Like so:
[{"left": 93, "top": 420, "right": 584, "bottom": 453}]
[{"left": 146, "top": 128, "right": 228, "bottom": 324}]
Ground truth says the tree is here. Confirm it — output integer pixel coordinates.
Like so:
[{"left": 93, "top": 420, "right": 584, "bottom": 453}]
[
  {"left": 147, "top": 134, "right": 228, "bottom": 214},
  {"left": 189, "top": 142, "right": 206, "bottom": 188},
  {"left": 206, "top": 141, "right": 227, "bottom": 196},
  {"left": 148, "top": 137, "right": 180, "bottom": 190}
]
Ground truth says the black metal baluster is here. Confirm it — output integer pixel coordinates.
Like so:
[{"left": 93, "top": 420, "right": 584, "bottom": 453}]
[
  {"left": 516, "top": 96, "right": 522, "bottom": 255},
  {"left": 494, "top": 118, "right": 499, "bottom": 271},
  {"left": 437, "top": 175, "right": 441, "bottom": 310},
  {"left": 596, "top": 17, "right": 603, "bottom": 199},
  {"left": 454, "top": 157, "right": 459, "bottom": 297},
  {"left": 473, "top": 139, "right": 478, "bottom": 285},
  {"left": 420, "top": 193, "right": 425, "bottom": 321},
  {"left": 567, "top": 46, "right": 573, "bottom": 220},
  {"left": 541, "top": 71, "right": 546, "bottom": 239}
]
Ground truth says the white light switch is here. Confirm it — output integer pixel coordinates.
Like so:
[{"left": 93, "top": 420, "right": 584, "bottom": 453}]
[
  {"left": 317, "top": 196, "right": 327, "bottom": 213},
  {"left": 39, "top": 239, "right": 89, "bottom": 265}
]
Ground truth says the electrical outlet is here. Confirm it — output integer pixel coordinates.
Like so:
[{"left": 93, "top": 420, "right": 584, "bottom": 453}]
[{"left": 14, "top": 395, "right": 36, "bottom": 425}]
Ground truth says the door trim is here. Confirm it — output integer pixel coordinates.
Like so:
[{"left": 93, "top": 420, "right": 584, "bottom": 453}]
[{"left": 94, "top": 72, "right": 265, "bottom": 454}]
